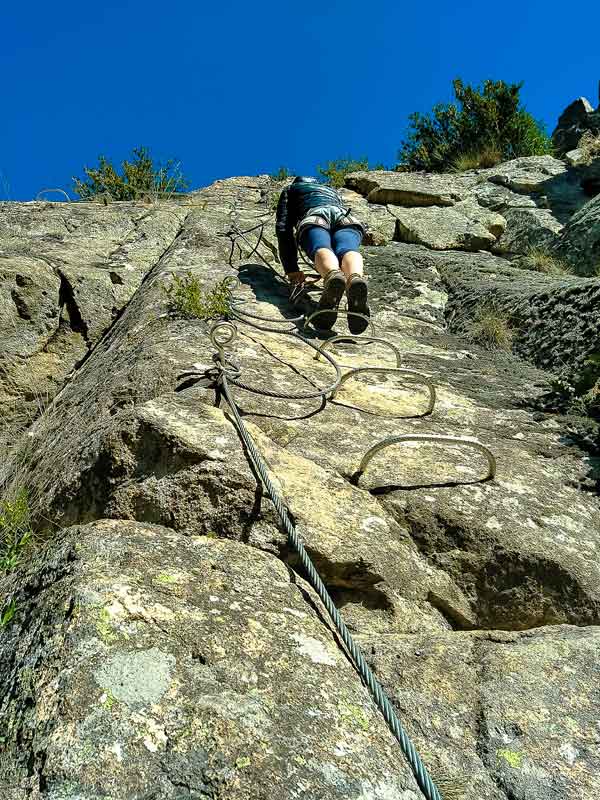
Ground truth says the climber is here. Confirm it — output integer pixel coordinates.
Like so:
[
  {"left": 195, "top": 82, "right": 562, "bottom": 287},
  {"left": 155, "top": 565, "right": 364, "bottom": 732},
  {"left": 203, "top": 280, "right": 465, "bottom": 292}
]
[{"left": 275, "top": 175, "right": 370, "bottom": 334}]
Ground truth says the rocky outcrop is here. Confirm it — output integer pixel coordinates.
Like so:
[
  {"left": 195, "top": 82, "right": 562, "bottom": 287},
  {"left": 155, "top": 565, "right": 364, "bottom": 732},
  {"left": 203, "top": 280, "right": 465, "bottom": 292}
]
[
  {"left": 0, "top": 520, "right": 420, "bottom": 799},
  {"left": 552, "top": 95, "right": 600, "bottom": 156},
  {"left": 0, "top": 201, "right": 186, "bottom": 441},
  {"left": 346, "top": 156, "right": 589, "bottom": 257},
  {"left": 382, "top": 245, "right": 600, "bottom": 374},
  {"left": 0, "top": 173, "right": 599, "bottom": 799},
  {"left": 388, "top": 201, "right": 506, "bottom": 252},
  {"left": 554, "top": 192, "right": 600, "bottom": 275}
]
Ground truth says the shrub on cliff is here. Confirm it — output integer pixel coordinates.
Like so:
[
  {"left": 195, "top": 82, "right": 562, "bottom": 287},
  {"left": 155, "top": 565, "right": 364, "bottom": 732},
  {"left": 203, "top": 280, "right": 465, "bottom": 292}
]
[
  {"left": 318, "top": 158, "right": 369, "bottom": 188},
  {"left": 163, "top": 276, "right": 231, "bottom": 320},
  {"left": 318, "top": 157, "right": 385, "bottom": 188},
  {"left": 398, "top": 79, "right": 552, "bottom": 172},
  {"left": 73, "top": 146, "right": 189, "bottom": 201}
]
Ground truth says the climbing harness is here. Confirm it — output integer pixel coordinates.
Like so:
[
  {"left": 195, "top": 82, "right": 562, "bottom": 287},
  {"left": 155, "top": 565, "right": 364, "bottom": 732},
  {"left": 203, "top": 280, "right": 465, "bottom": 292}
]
[{"left": 183, "top": 211, "right": 498, "bottom": 800}]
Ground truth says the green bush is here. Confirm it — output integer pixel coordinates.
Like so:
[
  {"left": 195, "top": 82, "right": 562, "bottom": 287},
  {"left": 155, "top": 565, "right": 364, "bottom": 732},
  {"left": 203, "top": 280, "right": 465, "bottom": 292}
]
[
  {"left": 73, "top": 146, "right": 189, "bottom": 201},
  {"left": 398, "top": 79, "right": 552, "bottom": 173},
  {"left": 317, "top": 157, "right": 385, "bottom": 188},
  {"left": 270, "top": 166, "right": 295, "bottom": 182},
  {"left": 164, "top": 276, "right": 231, "bottom": 320}
]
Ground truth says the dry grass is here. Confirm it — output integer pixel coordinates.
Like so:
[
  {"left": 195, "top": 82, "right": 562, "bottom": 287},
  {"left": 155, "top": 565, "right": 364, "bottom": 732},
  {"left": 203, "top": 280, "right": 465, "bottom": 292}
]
[
  {"left": 578, "top": 131, "right": 600, "bottom": 165},
  {"left": 468, "top": 308, "right": 514, "bottom": 351},
  {"left": 450, "top": 144, "right": 504, "bottom": 172},
  {"left": 520, "top": 247, "right": 571, "bottom": 275}
]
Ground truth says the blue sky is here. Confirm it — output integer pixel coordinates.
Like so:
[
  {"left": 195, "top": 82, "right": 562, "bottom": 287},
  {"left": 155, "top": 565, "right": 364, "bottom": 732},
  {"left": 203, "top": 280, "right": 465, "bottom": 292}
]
[{"left": 2, "top": 0, "right": 599, "bottom": 200}]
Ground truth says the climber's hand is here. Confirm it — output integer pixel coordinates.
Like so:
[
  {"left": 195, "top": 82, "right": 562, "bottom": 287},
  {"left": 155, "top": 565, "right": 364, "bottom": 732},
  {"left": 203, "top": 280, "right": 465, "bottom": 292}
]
[{"left": 287, "top": 271, "right": 305, "bottom": 287}]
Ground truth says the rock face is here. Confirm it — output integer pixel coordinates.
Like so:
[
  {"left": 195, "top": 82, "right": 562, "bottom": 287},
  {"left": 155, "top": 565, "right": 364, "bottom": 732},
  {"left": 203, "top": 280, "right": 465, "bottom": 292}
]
[
  {"left": 554, "top": 192, "right": 600, "bottom": 275},
  {"left": 0, "top": 201, "right": 185, "bottom": 442},
  {"left": 552, "top": 96, "right": 600, "bottom": 156},
  {"left": 0, "top": 170, "right": 599, "bottom": 800},
  {"left": 345, "top": 157, "right": 590, "bottom": 257}
]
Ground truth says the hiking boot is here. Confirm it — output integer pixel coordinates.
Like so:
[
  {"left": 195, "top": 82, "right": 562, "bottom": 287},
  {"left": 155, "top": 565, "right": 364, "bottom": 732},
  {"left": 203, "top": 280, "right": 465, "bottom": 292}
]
[
  {"left": 314, "top": 270, "right": 346, "bottom": 330},
  {"left": 346, "top": 275, "right": 370, "bottom": 334}
]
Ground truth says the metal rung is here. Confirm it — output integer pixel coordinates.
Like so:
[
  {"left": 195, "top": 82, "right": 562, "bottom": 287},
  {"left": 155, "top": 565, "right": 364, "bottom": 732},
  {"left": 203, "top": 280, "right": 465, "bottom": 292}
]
[
  {"left": 314, "top": 335, "right": 402, "bottom": 368},
  {"left": 304, "top": 308, "right": 374, "bottom": 335},
  {"left": 332, "top": 367, "right": 436, "bottom": 416},
  {"left": 355, "top": 434, "right": 497, "bottom": 483}
]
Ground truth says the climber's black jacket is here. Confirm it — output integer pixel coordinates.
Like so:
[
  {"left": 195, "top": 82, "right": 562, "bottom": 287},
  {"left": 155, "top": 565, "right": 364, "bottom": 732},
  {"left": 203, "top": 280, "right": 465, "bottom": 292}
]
[{"left": 275, "top": 178, "right": 346, "bottom": 273}]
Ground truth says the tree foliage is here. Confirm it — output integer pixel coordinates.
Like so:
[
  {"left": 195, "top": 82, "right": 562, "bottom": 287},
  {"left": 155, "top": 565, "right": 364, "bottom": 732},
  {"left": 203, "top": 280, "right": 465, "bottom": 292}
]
[
  {"left": 73, "top": 146, "right": 189, "bottom": 200},
  {"left": 398, "top": 79, "right": 552, "bottom": 172},
  {"left": 317, "top": 157, "right": 372, "bottom": 188}
]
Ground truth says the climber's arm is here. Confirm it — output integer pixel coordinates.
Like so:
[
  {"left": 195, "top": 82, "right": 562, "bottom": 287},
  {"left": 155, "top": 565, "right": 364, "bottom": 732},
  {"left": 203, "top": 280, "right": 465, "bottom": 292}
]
[{"left": 275, "top": 188, "right": 300, "bottom": 276}]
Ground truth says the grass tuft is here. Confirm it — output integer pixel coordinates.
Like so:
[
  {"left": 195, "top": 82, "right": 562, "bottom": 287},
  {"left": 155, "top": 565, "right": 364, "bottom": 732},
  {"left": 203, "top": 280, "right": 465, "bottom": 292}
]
[
  {"left": 519, "top": 247, "right": 570, "bottom": 275},
  {"left": 0, "top": 597, "right": 17, "bottom": 628},
  {"left": 450, "top": 143, "right": 504, "bottom": 172},
  {"left": 164, "top": 276, "right": 232, "bottom": 320},
  {"left": 468, "top": 308, "right": 514, "bottom": 351},
  {"left": 0, "top": 489, "right": 33, "bottom": 573}
]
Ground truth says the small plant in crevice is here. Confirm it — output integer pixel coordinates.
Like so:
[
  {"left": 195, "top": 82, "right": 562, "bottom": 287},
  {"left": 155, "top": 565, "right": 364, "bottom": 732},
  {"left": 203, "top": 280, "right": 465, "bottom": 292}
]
[
  {"left": 0, "top": 598, "right": 17, "bottom": 628},
  {"left": 467, "top": 307, "right": 514, "bottom": 351},
  {"left": 269, "top": 190, "right": 281, "bottom": 211},
  {"left": 0, "top": 489, "right": 33, "bottom": 574},
  {"left": 519, "top": 247, "right": 571, "bottom": 275},
  {"left": 163, "top": 276, "right": 232, "bottom": 320}
]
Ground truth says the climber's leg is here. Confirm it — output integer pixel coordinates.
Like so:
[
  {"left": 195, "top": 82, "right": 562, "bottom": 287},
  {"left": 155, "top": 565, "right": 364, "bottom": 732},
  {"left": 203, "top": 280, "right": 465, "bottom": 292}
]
[
  {"left": 333, "top": 227, "right": 370, "bottom": 335},
  {"left": 300, "top": 225, "right": 339, "bottom": 277},
  {"left": 332, "top": 227, "right": 364, "bottom": 278},
  {"left": 300, "top": 226, "right": 345, "bottom": 329}
]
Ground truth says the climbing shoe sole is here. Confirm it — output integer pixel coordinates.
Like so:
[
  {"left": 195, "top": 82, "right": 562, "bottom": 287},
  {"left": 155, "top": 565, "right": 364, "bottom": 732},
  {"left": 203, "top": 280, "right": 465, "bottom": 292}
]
[
  {"left": 347, "top": 277, "right": 370, "bottom": 334},
  {"left": 315, "top": 271, "right": 346, "bottom": 330}
]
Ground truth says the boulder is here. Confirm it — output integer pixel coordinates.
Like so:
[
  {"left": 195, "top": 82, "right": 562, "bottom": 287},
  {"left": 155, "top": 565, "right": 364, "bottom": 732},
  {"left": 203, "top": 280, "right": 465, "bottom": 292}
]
[
  {"left": 492, "top": 207, "right": 563, "bottom": 254},
  {"left": 345, "top": 170, "right": 471, "bottom": 207},
  {"left": 388, "top": 199, "right": 506, "bottom": 252},
  {"left": 339, "top": 188, "right": 397, "bottom": 245},
  {"left": 0, "top": 521, "right": 420, "bottom": 799},
  {"left": 482, "top": 155, "right": 568, "bottom": 194}
]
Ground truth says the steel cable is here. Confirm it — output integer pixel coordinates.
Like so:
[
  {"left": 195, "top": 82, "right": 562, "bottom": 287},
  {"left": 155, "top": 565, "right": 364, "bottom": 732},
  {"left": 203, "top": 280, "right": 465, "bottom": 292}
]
[{"left": 218, "top": 366, "right": 443, "bottom": 800}]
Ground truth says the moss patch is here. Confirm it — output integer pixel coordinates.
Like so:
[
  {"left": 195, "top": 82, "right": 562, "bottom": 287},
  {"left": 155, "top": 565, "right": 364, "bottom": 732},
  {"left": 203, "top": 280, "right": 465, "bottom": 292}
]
[{"left": 497, "top": 748, "right": 523, "bottom": 769}]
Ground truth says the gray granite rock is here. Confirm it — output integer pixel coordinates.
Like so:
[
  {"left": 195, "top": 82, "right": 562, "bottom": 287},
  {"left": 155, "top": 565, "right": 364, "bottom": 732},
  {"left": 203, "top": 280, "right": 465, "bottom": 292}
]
[{"left": 0, "top": 176, "right": 599, "bottom": 800}]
